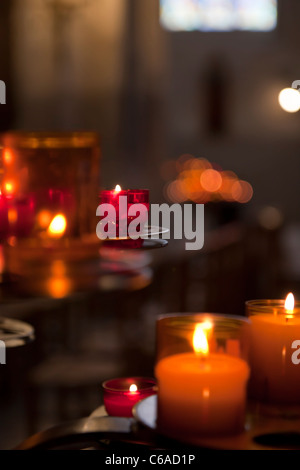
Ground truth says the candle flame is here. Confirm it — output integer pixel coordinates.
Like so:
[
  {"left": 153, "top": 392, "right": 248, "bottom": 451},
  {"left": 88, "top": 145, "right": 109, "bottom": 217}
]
[
  {"left": 115, "top": 184, "right": 122, "bottom": 192},
  {"left": 47, "top": 214, "right": 67, "bottom": 238},
  {"left": 129, "top": 384, "right": 137, "bottom": 393},
  {"left": 193, "top": 321, "right": 212, "bottom": 355},
  {"left": 4, "top": 181, "right": 15, "bottom": 195},
  {"left": 285, "top": 292, "right": 294, "bottom": 312}
]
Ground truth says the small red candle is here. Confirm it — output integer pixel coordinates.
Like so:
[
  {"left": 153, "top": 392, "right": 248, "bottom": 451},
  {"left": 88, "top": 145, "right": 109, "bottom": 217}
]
[
  {"left": 100, "top": 186, "right": 149, "bottom": 238},
  {"left": 102, "top": 377, "right": 156, "bottom": 417}
]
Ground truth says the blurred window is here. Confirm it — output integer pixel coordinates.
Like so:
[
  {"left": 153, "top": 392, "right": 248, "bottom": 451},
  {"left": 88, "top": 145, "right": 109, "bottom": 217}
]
[{"left": 160, "top": 0, "right": 277, "bottom": 32}]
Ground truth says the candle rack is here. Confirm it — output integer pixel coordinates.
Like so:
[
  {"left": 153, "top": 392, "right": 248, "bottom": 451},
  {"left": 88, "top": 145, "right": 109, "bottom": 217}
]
[{"left": 15, "top": 396, "right": 300, "bottom": 450}]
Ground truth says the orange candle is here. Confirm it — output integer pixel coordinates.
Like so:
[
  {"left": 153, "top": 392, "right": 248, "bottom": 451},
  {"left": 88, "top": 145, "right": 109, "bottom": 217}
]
[
  {"left": 248, "top": 293, "right": 300, "bottom": 407},
  {"left": 155, "top": 322, "right": 250, "bottom": 439}
]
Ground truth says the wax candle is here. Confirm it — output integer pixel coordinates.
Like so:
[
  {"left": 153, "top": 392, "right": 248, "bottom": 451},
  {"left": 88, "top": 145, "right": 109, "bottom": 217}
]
[
  {"left": 100, "top": 186, "right": 149, "bottom": 239},
  {"left": 102, "top": 377, "right": 156, "bottom": 417},
  {"left": 155, "top": 320, "right": 250, "bottom": 439},
  {"left": 247, "top": 294, "right": 300, "bottom": 408}
]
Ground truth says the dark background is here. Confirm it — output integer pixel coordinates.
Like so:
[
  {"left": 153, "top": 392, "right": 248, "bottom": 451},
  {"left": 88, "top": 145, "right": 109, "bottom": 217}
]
[{"left": 0, "top": 0, "right": 300, "bottom": 449}]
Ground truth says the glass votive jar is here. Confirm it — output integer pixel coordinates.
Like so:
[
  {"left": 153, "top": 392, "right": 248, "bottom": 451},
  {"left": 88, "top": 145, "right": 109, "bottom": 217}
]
[
  {"left": 99, "top": 189, "right": 149, "bottom": 238},
  {"left": 0, "top": 131, "right": 100, "bottom": 239},
  {"left": 155, "top": 313, "right": 251, "bottom": 442},
  {"left": 246, "top": 299, "right": 300, "bottom": 418},
  {"left": 102, "top": 377, "right": 157, "bottom": 417},
  {"left": 0, "top": 131, "right": 101, "bottom": 291}
]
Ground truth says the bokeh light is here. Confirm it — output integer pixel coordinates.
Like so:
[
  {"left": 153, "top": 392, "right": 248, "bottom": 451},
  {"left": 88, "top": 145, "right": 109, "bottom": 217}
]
[
  {"left": 278, "top": 88, "right": 300, "bottom": 113},
  {"left": 162, "top": 155, "right": 253, "bottom": 205},
  {"left": 200, "top": 169, "right": 222, "bottom": 192}
]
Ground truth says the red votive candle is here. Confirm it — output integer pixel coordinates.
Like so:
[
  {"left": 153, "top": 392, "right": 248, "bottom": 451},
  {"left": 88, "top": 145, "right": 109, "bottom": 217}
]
[
  {"left": 100, "top": 186, "right": 149, "bottom": 239},
  {"left": 102, "top": 377, "right": 157, "bottom": 417}
]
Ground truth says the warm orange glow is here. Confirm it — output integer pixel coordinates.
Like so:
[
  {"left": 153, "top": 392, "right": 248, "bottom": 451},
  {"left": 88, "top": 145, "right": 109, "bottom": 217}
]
[
  {"left": 4, "top": 181, "right": 15, "bottom": 195},
  {"left": 115, "top": 184, "right": 122, "bottom": 192},
  {"left": 165, "top": 156, "right": 253, "bottom": 205},
  {"left": 129, "top": 384, "right": 138, "bottom": 393},
  {"left": 8, "top": 208, "right": 17, "bottom": 225},
  {"left": 193, "top": 322, "right": 212, "bottom": 355},
  {"left": 231, "top": 180, "right": 253, "bottom": 203},
  {"left": 3, "top": 149, "right": 13, "bottom": 165},
  {"left": 285, "top": 293, "right": 294, "bottom": 312},
  {"left": 200, "top": 169, "right": 222, "bottom": 192},
  {"left": 47, "top": 214, "right": 67, "bottom": 237},
  {"left": 37, "top": 210, "right": 53, "bottom": 229},
  {"left": 202, "top": 388, "right": 210, "bottom": 398},
  {"left": 47, "top": 277, "right": 71, "bottom": 299}
]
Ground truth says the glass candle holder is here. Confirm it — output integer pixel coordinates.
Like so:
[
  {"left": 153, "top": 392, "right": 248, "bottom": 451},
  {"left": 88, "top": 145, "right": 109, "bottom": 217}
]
[
  {"left": 0, "top": 132, "right": 101, "bottom": 292},
  {"left": 155, "top": 313, "right": 251, "bottom": 442},
  {"left": 0, "top": 131, "right": 100, "bottom": 239},
  {"left": 102, "top": 377, "right": 157, "bottom": 417},
  {"left": 99, "top": 189, "right": 149, "bottom": 239},
  {"left": 246, "top": 299, "right": 300, "bottom": 418}
]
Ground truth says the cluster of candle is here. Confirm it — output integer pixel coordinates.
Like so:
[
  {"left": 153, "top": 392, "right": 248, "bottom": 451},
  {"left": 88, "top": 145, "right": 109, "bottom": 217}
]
[
  {"left": 104, "top": 293, "right": 300, "bottom": 443},
  {"left": 155, "top": 318, "right": 250, "bottom": 439}
]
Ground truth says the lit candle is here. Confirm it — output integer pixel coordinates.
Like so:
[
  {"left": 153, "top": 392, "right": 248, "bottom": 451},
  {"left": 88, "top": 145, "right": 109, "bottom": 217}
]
[
  {"left": 247, "top": 293, "right": 300, "bottom": 408},
  {"left": 100, "top": 186, "right": 149, "bottom": 239},
  {"left": 155, "top": 322, "right": 250, "bottom": 439},
  {"left": 102, "top": 377, "right": 156, "bottom": 417}
]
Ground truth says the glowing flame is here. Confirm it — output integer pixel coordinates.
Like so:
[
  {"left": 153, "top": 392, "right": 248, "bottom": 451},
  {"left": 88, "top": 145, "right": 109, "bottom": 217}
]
[
  {"left": 115, "top": 184, "right": 121, "bottom": 192},
  {"left": 285, "top": 292, "right": 294, "bottom": 312},
  {"left": 129, "top": 384, "right": 138, "bottom": 393},
  {"left": 47, "top": 214, "right": 67, "bottom": 238},
  {"left": 4, "top": 181, "right": 15, "bottom": 195},
  {"left": 193, "top": 321, "right": 212, "bottom": 355}
]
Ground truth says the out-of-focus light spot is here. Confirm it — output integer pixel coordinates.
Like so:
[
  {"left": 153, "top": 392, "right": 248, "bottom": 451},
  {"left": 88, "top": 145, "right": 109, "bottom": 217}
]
[
  {"left": 114, "top": 184, "right": 121, "bottom": 192},
  {"left": 200, "top": 169, "right": 222, "bottom": 192},
  {"left": 219, "top": 171, "right": 238, "bottom": 201},
  {"left": 7, "top": 236, "right": 17, "bottom": 247},
  {"left": 47, "top": 277, "right": 71, "bottom": 299},
  {"left": 231, "top": 180, "right": 253, "bottom": 203},
  {"left": 278, "top": 88, "right": 300, "bottom": 113},
  {"left": 47, "top": 214, "right": 67, "bottom": 238},
  {"left": 189, "top": 158, "right": 211, "bottom": 170},
  {"left": 47, "top": 261, "right": 71, "bottom": 298},
  {"left": 8, "top": 208, "right": 17, "bottom": 225},
  {"left": 163, "top": 155, "right": 253, "bottom": 204},
  {"left": 3, "top": 149, "right": 13, "bottom": 165},
  {"left": 38, "top": 210, "right": 52, "bottom": 229},
  {"left": 51, "top": 260, "right": 67, "bottom": 277},
  {"left": 166, "top": 180, "right": 186, "bottom": 203},
  {"left": 258, "top": 206, "right": 283, "bottom": 230},
  {"left": 4, "top": 181, "right": 15, "bottom": 195}
]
